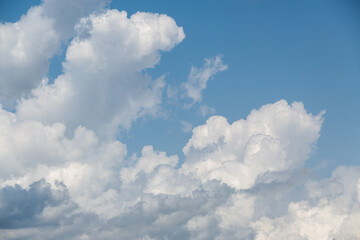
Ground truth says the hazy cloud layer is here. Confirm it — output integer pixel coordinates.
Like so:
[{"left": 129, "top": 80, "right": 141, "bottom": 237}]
[{"left": 0, "top": 1, "right": 359, "bottom": 240}]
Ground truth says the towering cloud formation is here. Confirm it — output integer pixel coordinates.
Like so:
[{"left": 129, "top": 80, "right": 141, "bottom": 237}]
[
  {"left": 0, "top": 1, "right": 359, "bottom": 240},
  {"left": 16, "top": 9, "right": 185, "bottom": 136},
  {"left": 182, "top": 100, "right": 324, "bottom": 189}
]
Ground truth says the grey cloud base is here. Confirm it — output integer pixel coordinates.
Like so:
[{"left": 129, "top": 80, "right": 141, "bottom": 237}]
[
  {"left": 0, "top": 179, "right": 70, "bottom": 229},
  {"left": 0, "top": 1, "right": 360, "bottom": 240}
]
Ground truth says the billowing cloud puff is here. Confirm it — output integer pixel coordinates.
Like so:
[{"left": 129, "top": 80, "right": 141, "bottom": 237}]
[
  {"left": 182, "top": 100, "right": 324, "bottom": 189},
  {"left": 0, "top": 7, "right": 59, "bottom": 107},
  {"left": 0, "top": 106, "right": 126, "bottom": 181},
  {"left": 253, "top": 166, "right": 360, "bottom": 240},
  {"left": 0, "top": 0, "right": 109, "bottom": 108},
  {"left": 2, "top": 99, "right": 346, "bottom": 240},
  {"left": 16, "top": 9, "right": 185, "bottom": 136},
  {"left": 0, "top": 179, "right": 71, "bottom": 229}
]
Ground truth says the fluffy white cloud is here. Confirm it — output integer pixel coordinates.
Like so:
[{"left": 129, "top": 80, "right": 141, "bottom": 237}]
[
  {"left": 3, "top": 97, "right": 360, "bottom": 240},
  {"left": 253, "top": 166, "right": 360, "bottom": 240},
  {"left": 0, "top": 105, "right": 126, "bottom": 180},
  {"left": 0, "top": 7, "right": 59, "bottom": 107},
  {"left": 217, "top": 194, "right": 255, "bottom": 226},
  {"left": 0, "top": 98, "right": 330, "bottom": 239},
  {"left": 0, "top": 106, "right": 129, "bottom": 220},
  {"left": 120, "top": 146, "right": 200, "bottom": 197},
  {"left": 182, "top": 100, "right": 324, "bottom": 189},
  {"left": 0, "top": 0, "right": 109, "bottom": 108},
  {"left": 182, "top": 55, "right": 228, "bottom": 106},
  {"left": 16, "top": 9, "right": 185, "bottom": 136}
]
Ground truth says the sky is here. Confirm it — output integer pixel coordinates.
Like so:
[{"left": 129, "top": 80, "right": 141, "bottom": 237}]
[{"left": 0, "top": 0, "right": 359, "bottom": 239}]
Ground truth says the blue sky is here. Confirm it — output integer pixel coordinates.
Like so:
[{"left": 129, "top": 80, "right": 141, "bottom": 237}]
[{"left": 0, "top": 0, "right": 360, "bottom": 239}]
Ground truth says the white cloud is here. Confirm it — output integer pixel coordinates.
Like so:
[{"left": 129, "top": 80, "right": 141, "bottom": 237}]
[
  {"left": 0, "top": 98, "right": 330, "bottom": 239},
  {"left": 216, "top": 193, "right": 255, "bottom": 229},
  {"left": 0, "top": 105, "right": 126, "bottom": 181},
  {"left": 182, "top": 100, "right": 324, "bottom": 190},
  {"left": 3, "top": 96, "right": 360, "bottom": 240},
  {"left": 16, "top": 10, "right": 185, "bottom": 137},
  {"left": 0, "top": 7, "right": 60, "bottom": 108},
  {"left": 120, "top": 145, "right": 178, "bottom": 184},
  {"left": 0, "top": 0, "right": 109, "bottom": 109},
  {"left": 182, "top": 55, "right": 228, "bottom": 106},
  {"left": 253, "top": 166, "right": 360, "bottom": 240}
]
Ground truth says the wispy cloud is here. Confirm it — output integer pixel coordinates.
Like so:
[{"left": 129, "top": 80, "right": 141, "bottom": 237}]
[
  {"left": 180, "top": 120, "right": 193, "bottom": 133},
  {"left": 199, "top": 104, "right": 216, "bottom": 117},
  {"left": 182, "top": 55, "right": 228, "bottom": 107}
]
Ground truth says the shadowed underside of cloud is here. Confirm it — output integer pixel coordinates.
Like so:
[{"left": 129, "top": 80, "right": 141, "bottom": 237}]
[
  {"left": 0, "top": 179, "right": 71, "bottom": 229},
  {"left": 0, "top": 1, "right": 359, "bottom": 239}
]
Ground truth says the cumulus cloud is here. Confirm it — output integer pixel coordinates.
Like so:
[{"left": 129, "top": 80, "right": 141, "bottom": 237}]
[
  {"left": 253, "top": 166, "right": 360, "bottom": 240},
  {"left": 182, "top": 100, "right": 324, "bottom": 190},
  {"left": 0, "top": 105, "right": 126, "bottom": 180},
  {"left": 1, "top": 98, "right": 340, "bottom": 239},
  {"left": 1, "top": 1, "right": 359, "bottom": 239},
  {"left": 0, "top": 0, "right": 109, "bottom": 108},
  {"left": 182, "top": 55, "right": 228, "bottom": 107},
  {"left": 0, "top": 179, "right": 70, "bottom": 229},
  {"left": 16, "top": 9, "right": 185, "bottom": 136},
  {"left": 0, "top": 7, "right": 60, "bottom": 108}
]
